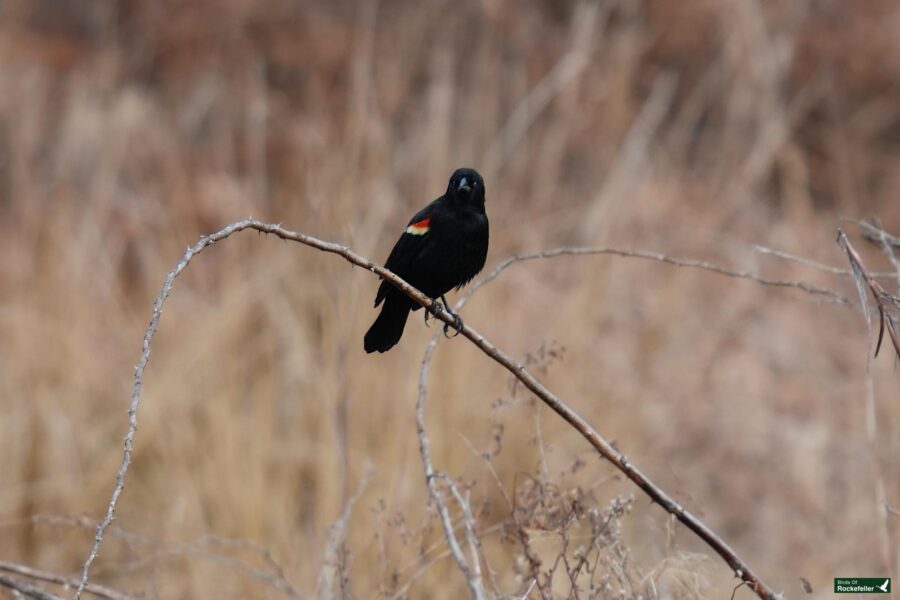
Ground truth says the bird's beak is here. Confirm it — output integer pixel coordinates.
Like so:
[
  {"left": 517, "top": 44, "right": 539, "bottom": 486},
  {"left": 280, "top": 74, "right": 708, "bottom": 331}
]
[{"left": 457, "top": 177, "right": 471, "bottom": 192}]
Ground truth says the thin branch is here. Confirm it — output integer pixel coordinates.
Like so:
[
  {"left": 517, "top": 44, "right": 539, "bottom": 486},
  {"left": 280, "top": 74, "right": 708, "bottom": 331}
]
[
  {"left": 438, "top": 475, "right": 485, "bottom": 595},
  {"left": 509, "top": 475, "right": 550, "bottom": 600},
  {"left": 462, "top": 247, "right": 849, "bottom": 307},
  {"left": 417, "top": 334, "right": 486, "bottom": 600},
  {"left": 0, "top": 562, "right": 132, "bottom": 600},
  {"left": 856, "top": 219, "right": 900, "bottom": 251},
  {"left": 78, "top": 219, "right": 790, "bottom": 600},
  {"left": 837, "top": 229, "right": 900, "bottom": 359},
  {"left": 753, "top": 245, "right": 852, "bottom": 275},
  {"left": 753, "top": 244, "right": 897, "bottom": 279},
  {"left": 0, "top": 575, "right": 65, "bottom": 600}
]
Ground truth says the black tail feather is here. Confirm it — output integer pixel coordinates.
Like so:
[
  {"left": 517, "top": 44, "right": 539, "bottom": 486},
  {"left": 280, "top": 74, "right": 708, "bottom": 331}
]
[{"left": 364, "top": 296, "right": 411, "bottom": 353}]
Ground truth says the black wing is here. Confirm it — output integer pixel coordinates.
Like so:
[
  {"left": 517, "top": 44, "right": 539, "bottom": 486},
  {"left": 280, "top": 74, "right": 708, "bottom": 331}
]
[{"left": 373, "top": 198, "right": 440, "bottom": 307}]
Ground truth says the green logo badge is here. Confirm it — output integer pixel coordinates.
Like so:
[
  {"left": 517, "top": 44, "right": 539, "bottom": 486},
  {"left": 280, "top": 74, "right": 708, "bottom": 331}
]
[{"left": 834, "top": 578, "right": 891, "bottom": 593}]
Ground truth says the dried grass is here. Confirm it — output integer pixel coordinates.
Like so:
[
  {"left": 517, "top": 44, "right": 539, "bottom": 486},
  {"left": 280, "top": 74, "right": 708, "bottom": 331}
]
[{"left": 1, "top": 1, "right": 899, "bottom": 598}]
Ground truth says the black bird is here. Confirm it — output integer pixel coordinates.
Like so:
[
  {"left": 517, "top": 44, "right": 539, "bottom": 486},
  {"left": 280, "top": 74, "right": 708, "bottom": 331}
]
[{"left": 364, "top": 168, "right": 489, "bottom": 353}]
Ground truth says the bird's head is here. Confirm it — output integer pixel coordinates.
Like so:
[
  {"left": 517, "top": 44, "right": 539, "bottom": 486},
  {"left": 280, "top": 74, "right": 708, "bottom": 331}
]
[{"left": 447, "top": 167, "right": 485, "bottom": 206}]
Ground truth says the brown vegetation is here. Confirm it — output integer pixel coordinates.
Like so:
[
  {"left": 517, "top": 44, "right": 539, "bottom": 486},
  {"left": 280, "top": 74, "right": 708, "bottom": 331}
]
[{"left": 1, "top": 1, "right": 899, "bottom": 598}]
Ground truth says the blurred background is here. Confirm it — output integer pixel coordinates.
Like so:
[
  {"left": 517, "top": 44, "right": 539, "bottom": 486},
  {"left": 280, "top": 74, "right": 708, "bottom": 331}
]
[{"left": 1, "top": 0, "right": 899, "bottom": 598}]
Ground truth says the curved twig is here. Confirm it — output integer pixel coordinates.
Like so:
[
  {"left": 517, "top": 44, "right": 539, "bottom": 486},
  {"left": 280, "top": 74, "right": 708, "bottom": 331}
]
[
  {"left": 76, "top": 219, "right": 792, "bottom": 599},
  {"left": 465, "top": 247, "right": 849, "bottom": 306}
]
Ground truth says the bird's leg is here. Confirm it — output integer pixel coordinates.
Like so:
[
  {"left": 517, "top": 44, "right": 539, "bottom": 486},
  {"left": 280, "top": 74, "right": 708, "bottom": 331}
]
[
  {"left": 440, "top": 295, "right": 463, "bottom": 338},
  {"left": 423, "top": 296, "right": 444, "bottom": 327}
]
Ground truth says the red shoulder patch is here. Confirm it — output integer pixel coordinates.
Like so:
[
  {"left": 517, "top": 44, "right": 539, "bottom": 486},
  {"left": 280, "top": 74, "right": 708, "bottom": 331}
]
[{"left": 406, "top": 217, "right": 430, "bottom": 235}]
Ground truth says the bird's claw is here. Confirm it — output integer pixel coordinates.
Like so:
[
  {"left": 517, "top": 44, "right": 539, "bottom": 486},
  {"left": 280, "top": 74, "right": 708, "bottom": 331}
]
[
  {"left": 440, "top": 295, "right": 463, "bottom": 338},
  {"left": 423, "top": 297, "right": 463, "bottom": 337},
  {"left": 423, "top": 297, "right": 443, "bottom": 327},
  {"left": 443, "top": 313, "right": 463, "bottom": 338}
]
